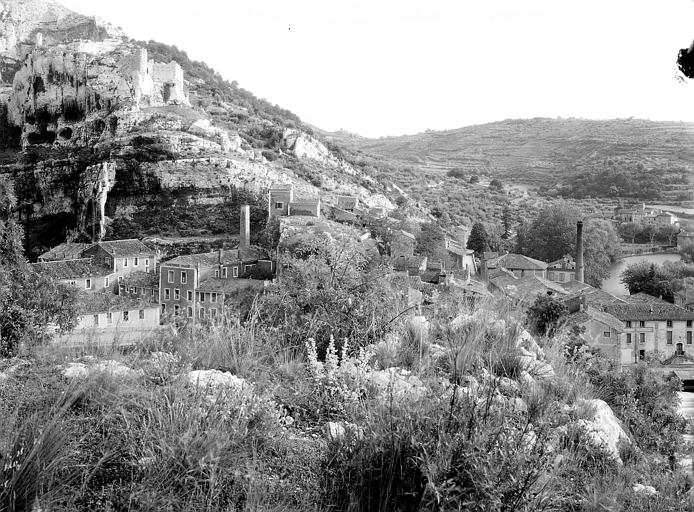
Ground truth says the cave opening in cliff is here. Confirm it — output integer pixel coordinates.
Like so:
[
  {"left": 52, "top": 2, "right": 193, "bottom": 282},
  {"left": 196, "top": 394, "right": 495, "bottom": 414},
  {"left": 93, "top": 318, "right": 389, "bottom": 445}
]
[
  {"left": 63, "top": 99, "right": 85, "bottom": 122},
  {"left": 58, "top": 127, "right": 73, "bottom": 140},
  {"left": 23, "top": 212, "right": 77, "bottom": 261},
  {"left": 27, "top": 130, "right": 56, "bottom": 145}
]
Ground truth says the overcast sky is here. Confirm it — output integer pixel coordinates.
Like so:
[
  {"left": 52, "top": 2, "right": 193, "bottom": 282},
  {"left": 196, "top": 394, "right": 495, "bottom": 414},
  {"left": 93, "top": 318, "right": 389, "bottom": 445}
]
[{"left": 59, "top": 0, "right": 694, "bottom": 137}]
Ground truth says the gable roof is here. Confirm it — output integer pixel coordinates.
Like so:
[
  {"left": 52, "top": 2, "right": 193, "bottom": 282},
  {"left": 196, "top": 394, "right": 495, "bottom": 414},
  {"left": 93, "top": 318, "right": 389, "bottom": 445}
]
[
  {"left": 75, "top": 291, "right": 158, "bottom": 315},
  {"left": 624, "top": 292, "right": 669, "bottom": 304},
  {"left": 164, "top": 246, "right": 270, "bottom": 268},
  {"left": 92, "top": 239, "right": 154, "bottom": 257},
  {"left": 119, "top": 271, "right": 159, "bottom": 288},
  {"left": 38, "top": 242, "right": 93, "bottom": 261},
  {"left": 605, "top": 302, "right": 694, "bottom": 321},
  {"left": 488, "top": 253, "right": 547, "bottom": 271},
  {"left": 490, "top": 274, "right": 566, "bottom": 302},
  {"left": 197, "top": 277, "right": 266, "bottom": 293},
  {"left": 568, "top": 307, "right": 625, "bottom": 332},
  {"left": 32, "top": 258, "right": 114, "bottom": 279}
]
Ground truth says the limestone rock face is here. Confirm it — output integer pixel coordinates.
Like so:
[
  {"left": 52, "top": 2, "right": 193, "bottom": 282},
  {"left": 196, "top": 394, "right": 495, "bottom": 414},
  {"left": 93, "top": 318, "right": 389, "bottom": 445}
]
[
  {"left": 574, "top": 399, "right": 631, "bottom": 463},
  {"left": 0, "top": 0, "right": 124, "bottom": 59}
]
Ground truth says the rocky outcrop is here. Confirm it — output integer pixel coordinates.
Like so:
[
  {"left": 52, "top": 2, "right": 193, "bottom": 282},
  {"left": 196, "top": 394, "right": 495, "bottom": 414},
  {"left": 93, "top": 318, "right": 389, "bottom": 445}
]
[{"left": 572, "top": 399, "right": 631, "bottom": 464}]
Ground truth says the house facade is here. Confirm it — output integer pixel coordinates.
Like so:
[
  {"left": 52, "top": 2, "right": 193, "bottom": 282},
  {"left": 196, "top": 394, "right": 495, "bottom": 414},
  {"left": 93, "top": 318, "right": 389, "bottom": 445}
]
[
  {"left": 268, "top": 183, "right": 321, "bottom": 218},
  {"left": 81, "top": 239, "right": 157, "bottom": 280},
  {"left": 158, "top": 247, "right": 274, "bottom": 322},
  {"left": 32, "top": 258, "right": 117, "bottom": 293},
  {"left": 605, "top": 299, "right": 694, "bottom": 365},
  {"left": 53, "top": 292, "right": 162, "bottom": 346},
  {"left": 391, "top": 230, "right": 416, "bottom": 258},
  {"left": 547, "top": 254, "right": 576, "bottom": 283}
]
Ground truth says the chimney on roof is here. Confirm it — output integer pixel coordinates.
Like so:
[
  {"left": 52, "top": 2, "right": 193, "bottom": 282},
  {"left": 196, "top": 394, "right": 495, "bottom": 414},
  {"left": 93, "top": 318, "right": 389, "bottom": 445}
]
[
  {"left": 240, "top": 205, "right": 250, "bottom": 248},
  {"left": 218, "top": 249, "right": 223, "bottom": 264},
  {"left": 576, "top": 221, "right": 585, "bottom": 283}
]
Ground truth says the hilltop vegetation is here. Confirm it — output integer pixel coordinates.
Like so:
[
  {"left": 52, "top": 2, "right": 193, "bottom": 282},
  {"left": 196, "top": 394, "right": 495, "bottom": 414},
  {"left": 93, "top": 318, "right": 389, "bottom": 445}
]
[{"left": 329, "top": 117, "right": 694, "bottom": 203}]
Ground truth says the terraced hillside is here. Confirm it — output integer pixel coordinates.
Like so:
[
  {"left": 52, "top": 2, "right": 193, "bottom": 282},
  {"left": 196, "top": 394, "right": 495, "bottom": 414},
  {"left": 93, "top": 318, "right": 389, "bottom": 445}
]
[{"left": 325, "top": 118, "right": 694, "bottom": 202}]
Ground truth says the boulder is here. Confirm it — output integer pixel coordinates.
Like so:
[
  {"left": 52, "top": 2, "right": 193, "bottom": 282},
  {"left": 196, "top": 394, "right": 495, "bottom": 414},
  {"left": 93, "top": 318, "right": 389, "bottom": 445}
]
[
  {"left": 574, "top": 399, "right": 631, "bottom": 463},
  {"left": 187, "top": 369, "right": 247, "bottom": 393},
  {"left": 62, "top": 360, "right": 142, "bottom": 379},
  {"left": 365, "top": 368, "right": 426, "bottom": 400},
  {"left": 632, "top": 483, "right": 657, "bottom": 495}
]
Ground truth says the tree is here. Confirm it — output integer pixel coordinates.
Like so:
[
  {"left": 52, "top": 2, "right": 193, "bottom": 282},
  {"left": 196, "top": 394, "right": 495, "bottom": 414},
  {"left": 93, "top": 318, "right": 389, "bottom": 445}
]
[
  {"left": 467, "top": 222, "right": 489, "bottom": 256},
  {"left": 516, "top": 202, "right": 621, "bottom": 287},
  {"left": 489, "top": 178, "right": 503, "bottom": 191},
  {"left": 416, "top": 222, "right": 448, "bottom": 262},
  {"left": 501, "top": 204, "right": 512, "bottom": 240},
  {"left": 526, "top": 294, "right": 568, "bottom": 336},
  {"left": 620, "top": 262, "right": 674, "bottom": 302},
  {"left": 469, "top": 175, "right": 480, "bottom": 184}
]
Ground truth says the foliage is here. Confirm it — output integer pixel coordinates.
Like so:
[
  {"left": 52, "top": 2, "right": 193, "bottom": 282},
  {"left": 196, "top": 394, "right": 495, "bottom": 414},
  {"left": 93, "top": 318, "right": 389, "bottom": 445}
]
[
  {"left": 258, "top": 237, "right": 402, "bottom": 354},
  {"left": 620, "top": 262, "right": 675, "bottom": 302},
  {"left": 414, "top": 222, "right": 447, "bottom": 262},
  {"left": 619, "top": 222, "right": 679, "bottom": 245},
  {"left": 467, "top": 222, "right": 489, "bottom": 256},
  {"left": 526, "top": 295, "right": 568, "bottom": 336},
  {"left": 516, "top": 202, "right": 621, "bottom": 287}
]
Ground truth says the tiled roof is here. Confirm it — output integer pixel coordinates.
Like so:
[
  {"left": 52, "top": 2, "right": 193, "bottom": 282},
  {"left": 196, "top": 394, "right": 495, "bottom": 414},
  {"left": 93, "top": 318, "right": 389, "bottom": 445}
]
[
  {"left": 197, "top": 277, "right": 266, "bottom": 293},
  {"left": 490, "top": 274, "right": 566, "bottom": 302},
  {"left": 568, "top": 307, "right": 625, "bottom": 332},
  {"left": 563, "top": 285, "right": 626, "bottom": 308},
  {"left": 488, "top": 253, "right": 547, "bottom": 271},
  {"left": 120, "top": 271, "right": 159, "bottom": 288},
  {"left": 39, "top": 242, "right": 92, "bottom": 261},
  {"left": 75, "top": 291, "right": 158, "bottom": 315},
  {"left": 32, "top": 259, "right": 113, "bottom": 279},
  {"left": 605, "top": 302, "right": 694, "bottom": 321},
  {"left": 560, "top": 281, "right": 592, "bottom": 293},
  {"left": 96, "top": 239, "right": 154, "bottom": 256},
  {"left": 624, "top": 292, "right": 669, "bottom": 304},
  {"left": 337, "top": 196, "right": 358, "bottom": 209},
  {"left": 165, "top": 246, "right": 269, "bottom": 268}
]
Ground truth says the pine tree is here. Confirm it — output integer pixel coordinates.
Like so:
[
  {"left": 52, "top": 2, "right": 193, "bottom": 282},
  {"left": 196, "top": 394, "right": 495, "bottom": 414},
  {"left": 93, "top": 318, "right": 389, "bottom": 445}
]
[{"left": 467, "top": 222, "right": 489, "bottom": 256}]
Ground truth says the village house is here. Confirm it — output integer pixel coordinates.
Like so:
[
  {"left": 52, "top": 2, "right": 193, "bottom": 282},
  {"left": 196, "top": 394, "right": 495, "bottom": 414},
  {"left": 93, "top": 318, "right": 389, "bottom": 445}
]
[
  {"left": 546, "top": 254, "right": 577, "bottom": 283},
  {"left": 268, "top": 183, "right": 321, "bottom": 218},
  {"left": 118, "top": 271, "right": 160, "bottom": 302},
  {"left": 32, "top": 258, "right": 117, "bottom": 293},
  {"left": 391, "top": 230, "right": 417, "bottom": 259},
  {"left": 81, "top": 239, "right": 158, "bottom": 282},
  {"left": 38, "top": 242, "right": 93, "bottom": 262},
  {"left": 194, "top": 278, "right": 266, "bottom": 321},
  {"left": 158, "top": 246, "right": 273, "bottom": 322},
  {"left": 52, "top": 292, "right": 162, "bottom": 346},
  {"left": 488, "top": 271, "right": 567, "bottom": 304},
  {"left": 604, "top": 295, "right": 694, "bottom": 365},
  {"left": 613, "top": 204, "right": 679, "bottom": 226},
  {"left": 482, "top": 252, "right": 548, "bottom": 279},
  {"left": 565, "top": 307, "right": 624, "bottom": 364}
]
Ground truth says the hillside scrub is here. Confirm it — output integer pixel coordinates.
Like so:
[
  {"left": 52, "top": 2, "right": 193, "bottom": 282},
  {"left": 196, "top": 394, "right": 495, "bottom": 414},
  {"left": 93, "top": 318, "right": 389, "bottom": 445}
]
[{"left": 0, "top": 292, "right": 692, "bottom": 510}]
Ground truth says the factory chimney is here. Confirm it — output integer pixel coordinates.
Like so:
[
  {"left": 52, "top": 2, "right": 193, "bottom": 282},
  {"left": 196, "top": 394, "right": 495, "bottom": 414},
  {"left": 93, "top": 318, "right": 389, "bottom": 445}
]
[
  {"left": 575, "top": 221, "right": 584, "bottom": 283},
  {"left": 240, "top": 205, "right": 250, "bottom": 248}
]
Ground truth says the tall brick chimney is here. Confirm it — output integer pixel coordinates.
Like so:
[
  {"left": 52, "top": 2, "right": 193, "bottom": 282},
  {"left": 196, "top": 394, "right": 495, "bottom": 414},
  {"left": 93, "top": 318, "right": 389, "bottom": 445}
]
[
  {"left": 575, "top": 221, "right": 584, "bottom": 283},
  {"left": 240, "top": 205, "right": 250, "bottom": 248}
]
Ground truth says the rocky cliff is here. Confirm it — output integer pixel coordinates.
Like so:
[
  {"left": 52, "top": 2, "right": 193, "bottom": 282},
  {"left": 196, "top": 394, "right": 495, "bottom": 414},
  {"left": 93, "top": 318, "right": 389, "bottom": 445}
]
[{"left": 0, "top": 1, "right": 394, "bottom": 258}]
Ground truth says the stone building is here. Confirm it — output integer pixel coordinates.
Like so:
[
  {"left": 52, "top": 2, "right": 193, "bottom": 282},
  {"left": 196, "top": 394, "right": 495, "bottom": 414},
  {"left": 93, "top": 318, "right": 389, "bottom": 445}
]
[
  {"left": 32, "top": 258, "right": 116, "bottom": 293},
  {"left": 391, "top": 230, "right": 416, "bottom": 259},
  {"left": 81, "top": 239, "right": 157, "bottom": 281},
  {"left": 268, "top": 183, "right": 321, "bottom": 218},
  {"left": 482, "top": 253, "right": 547, "bottom": 279},
  {"left": 546, "top": 254, "right": 576, "bottom": 283}
]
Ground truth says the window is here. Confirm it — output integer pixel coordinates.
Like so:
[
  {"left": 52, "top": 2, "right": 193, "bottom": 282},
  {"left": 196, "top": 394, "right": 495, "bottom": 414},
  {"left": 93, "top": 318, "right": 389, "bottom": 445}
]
[
  {"left": 151, "top": 289, "right": 155, "bottom": 297},
  {"left": 187, "top": 290, "right": 193, "bottom": 301},
  {"left": 211, "top": 293, "right": 218, "bottom": 303},
  {"left": 134, "top": 257, "right": 139, "bottom": 267},
  {"left": 626, "top": 321, "right": 632, "bottom": 328},
  {"left": 244, "top": 265, "right": 252, "bottom": 273},
  {"left": 275, "top": 201, "right": 284, "bottom": 209},
  {"left": 130, "top": 287, "right": 136, "bottom": 294},
  {"left": 639, "top": 333, "right": 645, "bottom": 344},
  {"left": 187, "top": 307, "right": 193, "bottom": 317},
  {"left": 211, "top": 308, "right": 217, "bottom": 318},
  {"left": 199, "top": 308, "right": 205, "bottom": 319},
  {"left": 181, "top": 271, "right": 187, "bottom": 284},
  {"left": 104, "top": 257, "right": 111, "bottom": 265},
  {"left": 168, "top": 270, "right": 174, "bottom": 283},
  {"left": 123, "top": 258, "right": 128, "bottom": 268},
  {"left": 639, "top": 350, "right": 645, "bottom": 360},
  {"left": 200, "top": 293, "right": 205, "bottom": 302},
  {"left": 222, "top": 267, "right": 228, "bottom": 278},
  {"left": 174, "top": 289, "right": 180, "bottom": 300},
  {"left": 93, "top": 314, "right": 99, "bottom": 326},
  {"left": 145, "top": 258, "right": 150, "bottom": 267},
  {"left": 688, "top": 321, "right": 693, "bottom": 328},
  {"left": 667, "top": 331, "right": 673, "bottom": 344},
  {"left": 107, "top": 312, "right": 113, "bottom": 324},
  {"left": 85, "top": 279, "right": 92, "bottom": 289},
  {"left": 118, "top": 276, "right": 124, "bottom": 282},
  {"left": 688, "top": 332, "right": 693, "bottom": 344},
  {"left": 104, "top": 277, "right": 110, "bottom": 288},
  {"left": 164, "top": 288, "right": 171, "bottom": 300},
  {"left": 161, "top": 304, "right": 166, "bottom": 314},
  {"left": 174, "top": 304, "right": 180, "bottom": 316},
  {"left": 626, "top": 333, "right": 632, "bottom": 344},
  {"left": 233, "top": 266, "right": 239, "bottom": 278},
  {"left": 215, "top": 269, "right": 220, "bottom": 277},
  {"left": 123, "top": 311, "right": 129, "bottom": 322},
  {"left": 667, "top": 320, "right": 673, "bottom": 328},
  {"left": 639, "top": 321, "right": 645, "bottom": 327},
  {"left": 139, "top": 310, "right": 145, "bottom": 319},
  {"left": 603, "top": 331, "right": 610, "bottom": 338}
]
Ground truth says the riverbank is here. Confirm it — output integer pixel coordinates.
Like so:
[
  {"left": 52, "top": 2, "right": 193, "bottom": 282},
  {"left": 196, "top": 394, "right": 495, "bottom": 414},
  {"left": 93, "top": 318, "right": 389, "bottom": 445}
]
[{"left": 602, "top": 253, "right": 682, "bottom": 296}]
